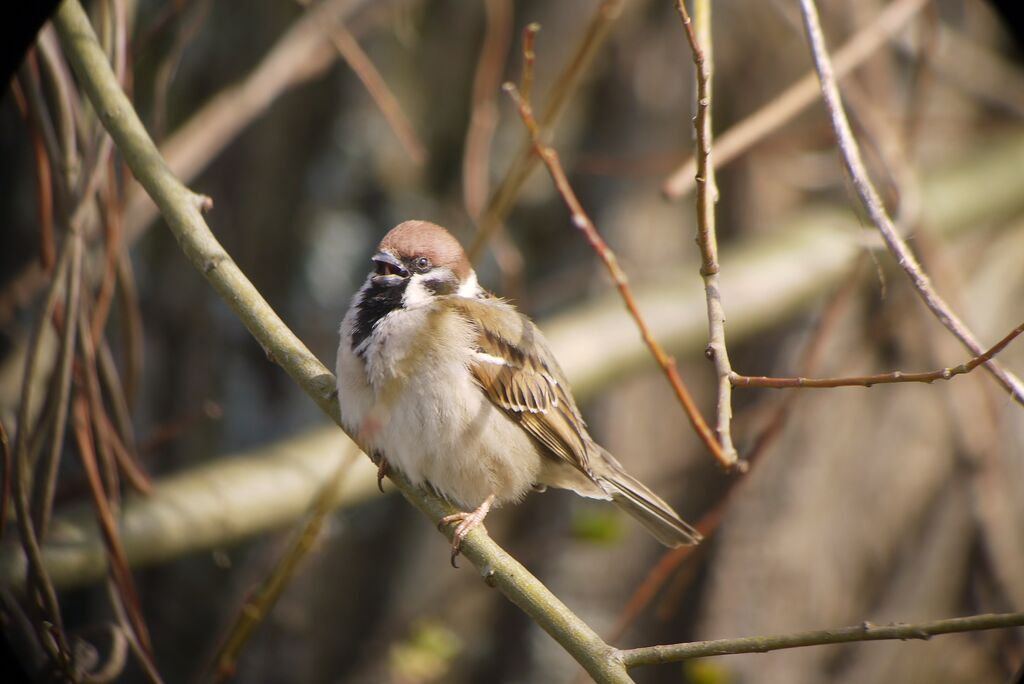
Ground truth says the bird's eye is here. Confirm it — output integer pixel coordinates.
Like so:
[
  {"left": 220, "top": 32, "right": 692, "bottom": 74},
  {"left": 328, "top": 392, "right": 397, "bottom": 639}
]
[{"left": 413, "top": 256, "right": 432, "bottom": 272}]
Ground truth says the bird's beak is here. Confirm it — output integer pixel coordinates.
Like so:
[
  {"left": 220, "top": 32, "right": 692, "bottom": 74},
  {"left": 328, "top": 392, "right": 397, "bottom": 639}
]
[{"left": 371, "top": 251, "right": 409, "bottom": 287}]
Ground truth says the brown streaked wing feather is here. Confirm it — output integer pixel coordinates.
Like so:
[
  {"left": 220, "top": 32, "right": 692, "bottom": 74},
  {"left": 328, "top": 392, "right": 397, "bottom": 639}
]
[{"left": 450, "top": 296, "right": 593, "bottom": 475}]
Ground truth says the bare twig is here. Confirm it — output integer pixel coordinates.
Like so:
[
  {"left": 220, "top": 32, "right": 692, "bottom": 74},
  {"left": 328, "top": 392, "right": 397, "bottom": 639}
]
[
  {"left": 619, "top": 611, "right": 1024, "bottom": 666},
  {"left": 71, "top": 395, "right": 153, "bottom": 657},
  {"left": 328, "top": 25, "right": 426, "bottom": 165},
  {"left": 462, "top": 0, "right": 513, "bottom": 220},
  {"left": 207, "top": 450, "right": 357, "bottom": 684},
  {"left": 607, "top": 257, "right": 859, "bottom": 645},
  {"left": 12, "top": 79, "right": 57, "bottom": 272},
  {"left": 797, "top": 0, "right": 1024, "bottom": 405},
  {"left": 122, "top": 0, "right": 366, "bottom": 240},
  {"left": 673, "top": 0, "right": 738, "bottom": 467},
  {"left": 28, "top": 234, "right": 81, "bottom": 538},
  {"left": 504, "top": 81, "right": 729, "bottom": 469},
  {"left": 11, "top": 233, "right": 80, "bottom": 677},
  {"left": 662, "top": 0, "right": 929, "bottom": 199},
  {"left": 467, "top": 0, "right": 626, "bottom": 261},
  {"left": 733, "top": 319, "right": 1024, "bottom": 389}
]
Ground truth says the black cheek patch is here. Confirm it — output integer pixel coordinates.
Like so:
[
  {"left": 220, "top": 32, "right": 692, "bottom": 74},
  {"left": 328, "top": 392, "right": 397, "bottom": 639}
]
[{"left": 423, "top": 276, "right": 458, "bottom": 296}]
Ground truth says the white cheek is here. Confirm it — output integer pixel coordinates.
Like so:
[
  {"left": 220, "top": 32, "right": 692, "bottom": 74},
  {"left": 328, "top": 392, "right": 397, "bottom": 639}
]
[
  {"left": 458, "top": 271, "right": 480, "bottom": 297},
  {"left": 402, "top": 276, "right": 434, "bottom": 309}
]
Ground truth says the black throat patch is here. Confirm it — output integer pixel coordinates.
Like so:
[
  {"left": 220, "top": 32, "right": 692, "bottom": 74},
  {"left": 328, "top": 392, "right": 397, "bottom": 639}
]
[{"left": 351, "top": 279, "right": 408, "bottom": 354}]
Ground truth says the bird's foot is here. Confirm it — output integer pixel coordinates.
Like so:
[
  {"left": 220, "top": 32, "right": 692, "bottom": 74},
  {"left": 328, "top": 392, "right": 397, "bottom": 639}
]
[{"left": 438, "top": 494, "right": 495, "bottom": 567}]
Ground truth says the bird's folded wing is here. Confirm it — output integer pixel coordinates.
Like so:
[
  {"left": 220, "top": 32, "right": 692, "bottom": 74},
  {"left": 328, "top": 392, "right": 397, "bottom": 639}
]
[{"left": 449, "top": 297, "right": 593, "bottom": 476}]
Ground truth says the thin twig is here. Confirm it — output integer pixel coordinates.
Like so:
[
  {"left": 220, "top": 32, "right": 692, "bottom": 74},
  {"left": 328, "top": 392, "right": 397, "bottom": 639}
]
[
  {"left": 462, "top": 0, "right": 512, "bottom": 220},
  {"left": 796, "top": 0, "right": 1024, "bottom": 405},
  {"left": 673, "top": 0, "right": 738, "bottom": 467},
  {"left": 207, "top": 450, "right": 357, "bottom": 684},
  {"left": 328, "top": 24, "right": 426, "bottom": 165},
  {"left": 619, "top": 611, "right": 1024, "bottom": 666},
  {"left": 122, "top": 0, "right": 364, "bottom": 240},
  {"left": 12, "top": 79, "right": 57, "bottom": 272},
  {"left": 519, "top": 22, "right": 539, "bottom": 104},
  {"left": 504, "top": 81, "right": 729, "bottom": 469},
  {"left": 608, "top": 260, "right": 864, "bottom": 645},
  {"left": 467, "top": 0, "right": 626, "bottom": 261},
  {"left": 662, "top": 0, "right": 930, "bottom": 199},
  {"left": 11, "top": 233, "right": 79, "bottom": 676},
  {"left": 733, "top": 319, "right": 1024, "bottom": 389},
  {"left": 71, "top": 395, "right": 153, "bottom": 657},
  {"left": 29, "top": 233, "right": 81, "bottom": 538}
]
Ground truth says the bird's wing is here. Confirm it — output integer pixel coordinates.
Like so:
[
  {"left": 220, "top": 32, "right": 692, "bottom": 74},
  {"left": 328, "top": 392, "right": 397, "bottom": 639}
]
[{"left": 448, "top": 296, "right": 594, "bottom": 476}]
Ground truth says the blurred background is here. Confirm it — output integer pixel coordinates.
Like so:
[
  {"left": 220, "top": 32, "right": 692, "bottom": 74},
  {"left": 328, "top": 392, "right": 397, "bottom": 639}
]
[{"left": 2, "top": 0, "right": 1024, "bottom": 682}]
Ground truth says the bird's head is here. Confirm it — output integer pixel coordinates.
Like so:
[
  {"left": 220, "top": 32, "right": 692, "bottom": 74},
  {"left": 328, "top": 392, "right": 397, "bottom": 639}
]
[{"left": 369, "top": 221, "right": 478, "bottom": 303}]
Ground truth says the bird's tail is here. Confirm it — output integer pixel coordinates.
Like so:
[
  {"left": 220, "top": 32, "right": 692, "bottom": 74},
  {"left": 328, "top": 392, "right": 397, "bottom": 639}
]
[{"left": 593, "top": 448, "right": 702, "bottom": 548}]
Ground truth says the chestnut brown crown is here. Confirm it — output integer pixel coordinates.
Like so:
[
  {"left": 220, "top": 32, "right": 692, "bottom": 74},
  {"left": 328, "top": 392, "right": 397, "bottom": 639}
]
[{"left": 378, "top": 220, "right": 473, "bottom": 282}]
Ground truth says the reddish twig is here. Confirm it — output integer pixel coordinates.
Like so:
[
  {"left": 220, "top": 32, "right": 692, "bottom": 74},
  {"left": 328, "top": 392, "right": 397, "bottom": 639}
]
[
  {"left": 797, "top": 0, "right": 1024, "bottom": 406},
  {"left": 519, "top": 22, "right": 540, "bottom": 104},
  {"left": 733, "top": 319, "right": 1024, "bottom": 389},
  {"left": 98, "top": 409, "right": 153, "bottom": 496},
  {"left": 327, "top": 25, "right": 426, "bottom": 165},
  {"left": 71, "top": 395, "right": 154, "bottom": 657},
  {"left": 741, "top": 260, "right": 864, "bottom": 463},
  {"left": 462, "top": 0, "right": 513, "bottom": 221},
  {"left": 29, "top": 235, "right": 82, "bottom": 539},
  {"left": 608, "top": 263, "right": 864, "bottom": 642},
  {"left": 672, "top": 1, "right": 738, "bottom": 467},
  {"left": 11, "top": 75, "right": 57, "bottom": 272},
  {"left": 504, "top": 81, "right": 730, "bottom": 469},
  {"left": 467, "top": 0, "right": 626, "bottom": 261},
  {"left": 90, "top": 159, "right": 122, "bottom": 345}
]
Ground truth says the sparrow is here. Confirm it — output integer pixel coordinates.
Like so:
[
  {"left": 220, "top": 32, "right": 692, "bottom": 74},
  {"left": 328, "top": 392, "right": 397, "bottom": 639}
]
[{"left": 336, "top": 220, "right": 701, "bottom": 562}]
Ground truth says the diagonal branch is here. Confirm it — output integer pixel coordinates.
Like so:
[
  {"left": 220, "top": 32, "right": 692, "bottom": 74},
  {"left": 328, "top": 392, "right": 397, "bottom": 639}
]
[
  {"left": 467, "top": 0, "right": 626, "bottom": 261},
  {"left": 796, "top": 0, "right": 1024, "bottom": 406},
  {"left": 733, "top": 319, "right": 1024, "bottom": 389},
  {"left": 504, "top": 80, "right": 730, "bottom": 469}
]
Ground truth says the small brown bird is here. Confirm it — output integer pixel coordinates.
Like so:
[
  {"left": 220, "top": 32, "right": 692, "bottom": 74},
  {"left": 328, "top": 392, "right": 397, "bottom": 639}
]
[{"left": 336, "top": 221, "right": 701, "bottom": 560}]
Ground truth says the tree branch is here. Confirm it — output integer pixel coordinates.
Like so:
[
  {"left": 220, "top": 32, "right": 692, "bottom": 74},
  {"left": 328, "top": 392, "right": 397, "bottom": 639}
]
[
  {"left": 733, "top": 319, "right": 1024, "bottom": 389},
  {"left": 504, "top": 80, "right": 730, "bottom": 469},
  {"left": 467, "top": 0, "right": 626, "bottom": 261},
  {"left": 619, "top": 612, "right": 1024, "bottom": 667},
  {"left": 797, "top": 0, "right": 1024, "bottom": 405},
  {"left": 673, "top": 0, "right": 738, "bottom": 468}
]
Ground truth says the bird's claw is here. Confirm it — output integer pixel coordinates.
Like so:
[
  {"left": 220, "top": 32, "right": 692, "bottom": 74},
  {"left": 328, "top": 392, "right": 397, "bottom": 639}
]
[
  {"left": 376, "top": 458, "right": 390, "bottom": 493},
  {"left": 437, "top": 495, "right": 495, "bottom": 568}
]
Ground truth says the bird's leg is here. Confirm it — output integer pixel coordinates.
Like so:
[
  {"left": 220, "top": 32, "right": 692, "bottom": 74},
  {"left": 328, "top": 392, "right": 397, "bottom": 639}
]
[{"left": 438, "top": 494, "right": 495, "bottom": 567}]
